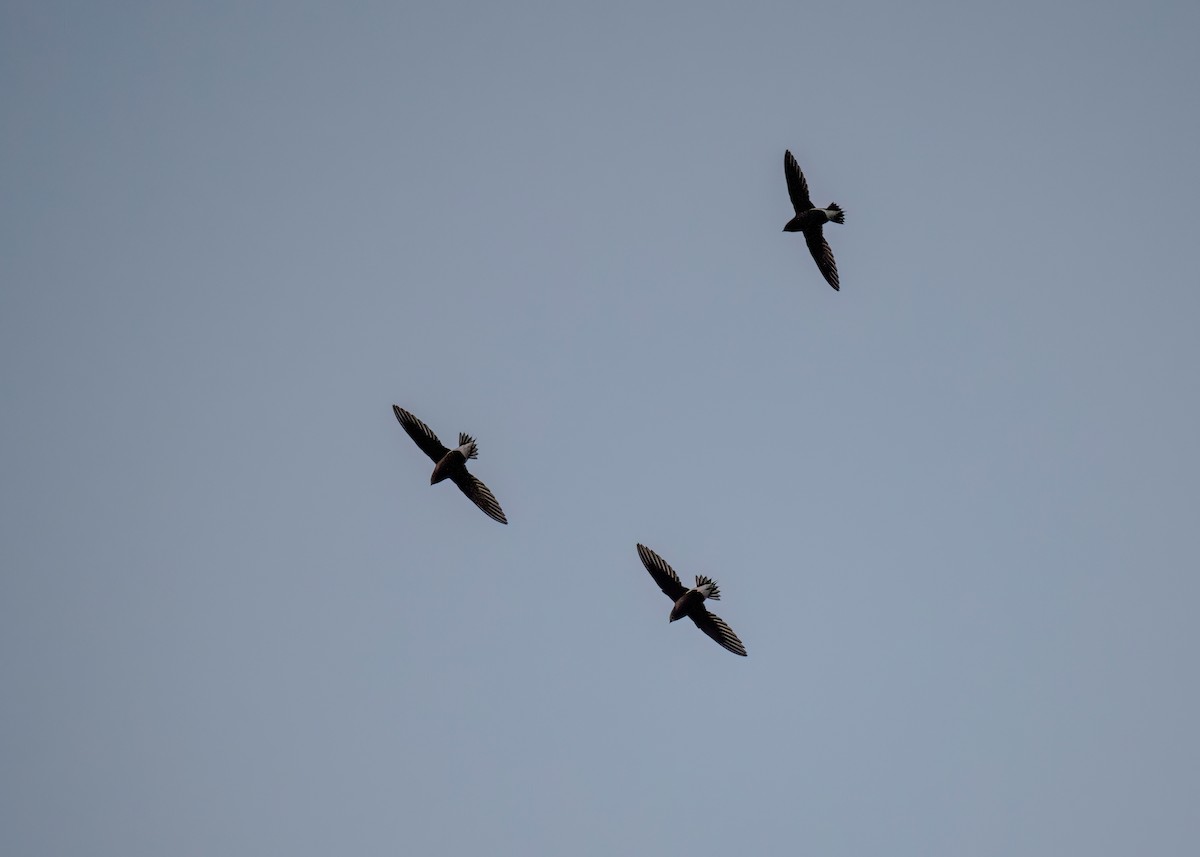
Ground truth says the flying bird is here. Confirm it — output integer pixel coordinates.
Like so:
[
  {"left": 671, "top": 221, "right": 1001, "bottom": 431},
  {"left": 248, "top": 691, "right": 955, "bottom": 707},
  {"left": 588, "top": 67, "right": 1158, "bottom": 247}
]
[
  {"left": 782, "top": 149, "right": 845, "bottom": 290},
  {"left": 392, "top": 405, "right": 508, "bottom": 524},
  {"left": 636, "top": 543, "right": 747, "bottom": 656}
]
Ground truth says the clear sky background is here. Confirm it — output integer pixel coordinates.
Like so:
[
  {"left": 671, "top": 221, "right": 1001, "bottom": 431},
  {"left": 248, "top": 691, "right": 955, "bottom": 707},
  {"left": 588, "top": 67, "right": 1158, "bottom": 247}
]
[{"left": 3, "top": 1, "right": 1198, "bottom": 855}]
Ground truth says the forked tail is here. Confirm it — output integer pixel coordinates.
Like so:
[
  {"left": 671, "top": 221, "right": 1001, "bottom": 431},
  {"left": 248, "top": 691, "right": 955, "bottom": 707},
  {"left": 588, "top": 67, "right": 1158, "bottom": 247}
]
[
  {"left": 694, "top": 575, "right": 722, "bottom": 601},
  {"left": 458, "top": 433, "right": 479, "bottom": 460}
]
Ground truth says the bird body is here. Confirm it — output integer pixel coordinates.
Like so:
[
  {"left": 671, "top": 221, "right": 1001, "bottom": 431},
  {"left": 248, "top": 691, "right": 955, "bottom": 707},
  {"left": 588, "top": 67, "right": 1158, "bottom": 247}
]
[
  {"left": 782, "top": 205, "right": 843, "bottom": 233},
  {"left": 668, "top": 574, "right": 721, "bottom": 622},
  {"left": 429, "top": 436, "right": 478, "bottom": 484},
  {"left": 782, "top": 149, "right": 844, "bottom": 290}
]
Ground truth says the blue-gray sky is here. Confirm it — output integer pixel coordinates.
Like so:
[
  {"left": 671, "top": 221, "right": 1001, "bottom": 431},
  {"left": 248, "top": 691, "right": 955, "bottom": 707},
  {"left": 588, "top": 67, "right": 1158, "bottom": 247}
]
[{"left": 3, "top": 1, "right": 1198, "bottom": 854}]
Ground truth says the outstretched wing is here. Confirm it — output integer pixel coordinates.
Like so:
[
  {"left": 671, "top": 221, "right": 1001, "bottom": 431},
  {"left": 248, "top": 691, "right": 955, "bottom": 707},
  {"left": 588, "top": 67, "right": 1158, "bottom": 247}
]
[
  {"left": 804, "top": 227, "right": 840, "bottom": 291},
  {"left": 784, "top": 150, "right": 813, "bottom": 215},
  {"left": 393, "top": 405, "right": 450, "bottom": 463},
  {"left": 690, "top": 608, "right": 748, "bottom": 656},
  {"left": 636, "top": 543, "right": 688, "bottom": 602},
  {"left": 450, "top": 471, "right": 508, "bottom": 524}
]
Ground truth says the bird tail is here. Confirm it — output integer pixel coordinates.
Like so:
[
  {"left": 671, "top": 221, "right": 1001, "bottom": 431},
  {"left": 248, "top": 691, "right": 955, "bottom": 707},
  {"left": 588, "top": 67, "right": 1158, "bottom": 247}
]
[
  {"left": 457, "top": 433, "right": 479, "bottom": 459},
  {"left": 826, "top": 203, "right": 845, "bottom": 224},
  {"left": 694, "top": 575, "right": 721, "bottom": 601}
]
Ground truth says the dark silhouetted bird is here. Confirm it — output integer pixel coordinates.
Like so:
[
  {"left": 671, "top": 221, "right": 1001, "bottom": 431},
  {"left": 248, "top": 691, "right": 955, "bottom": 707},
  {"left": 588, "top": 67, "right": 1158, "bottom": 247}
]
[
  {"left": 636, "top": 543, "right": 747, "bottom": 656},
  {"left": 392, "top": 405, "right": 508, "bottom": 524},
  {"left": 782, "top": 149, "right": 844, "bottom": 290}
]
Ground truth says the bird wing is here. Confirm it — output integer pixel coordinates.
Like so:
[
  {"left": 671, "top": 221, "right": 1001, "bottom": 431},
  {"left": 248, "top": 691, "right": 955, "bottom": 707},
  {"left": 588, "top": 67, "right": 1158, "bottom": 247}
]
[
  {"left": 804, "top": 226, "right": 840, "bottom": 291},
  {"left": 393, "top": 405, "right": 450, "bottom": 463},
  {"left": 636, "top": 544, "right": 688, "bottom": 602},
  {"left": 690, "top": 608, "right": 748, "bottom": 656},
  {"left": 784, "top": 150, "right": 813, "bottom": 214},
  {"left": 450, "top": 471, "right": 508, "bottom": 524}
]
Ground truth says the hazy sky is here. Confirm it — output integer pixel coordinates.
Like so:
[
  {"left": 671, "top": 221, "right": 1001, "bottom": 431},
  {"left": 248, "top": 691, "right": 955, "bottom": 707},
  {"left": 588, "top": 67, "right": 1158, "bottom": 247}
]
[{"left": 3, "top": 1, "right": 1198, "bottom": 855}]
